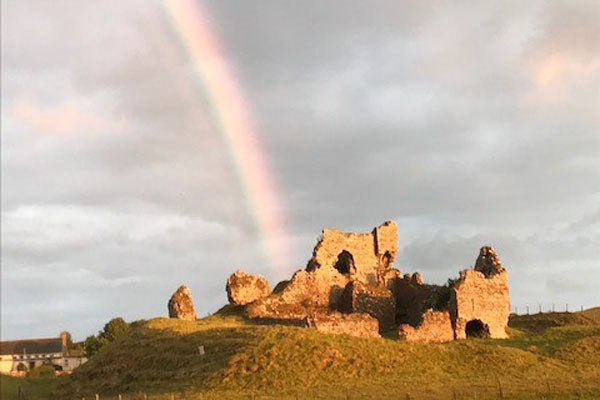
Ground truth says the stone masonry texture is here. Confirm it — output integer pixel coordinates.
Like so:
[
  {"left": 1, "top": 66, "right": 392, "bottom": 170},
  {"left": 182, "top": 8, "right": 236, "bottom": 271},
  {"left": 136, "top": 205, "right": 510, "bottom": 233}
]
[
  {"left": 223, "top": 222, "right": 511, "bottom": 341},
  {"left": 168, "top": 285, "right": 197, "bottom": 321}
]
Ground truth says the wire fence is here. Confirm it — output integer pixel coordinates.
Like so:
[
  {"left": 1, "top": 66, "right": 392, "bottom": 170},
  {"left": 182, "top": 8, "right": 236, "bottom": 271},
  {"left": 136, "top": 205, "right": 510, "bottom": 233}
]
[
  {"left": 20, "top": 384, "right": 596, "bottom": 400},
  {"left": 11, "top": 369, "right": 598, "bottom": 400},
  {"left": 511, "top": 303, "right": 588, "bottom": 315}
]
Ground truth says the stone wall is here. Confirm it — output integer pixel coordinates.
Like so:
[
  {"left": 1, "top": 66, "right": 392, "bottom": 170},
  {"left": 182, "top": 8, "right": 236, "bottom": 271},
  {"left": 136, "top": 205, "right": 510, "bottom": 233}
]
[
  {"left": 305, "top": 313, "right": 380, "bottom": 338},
  {"left": 276, "top": 269, "right": 348, "bottom": 307},
  {"left": 275, "top": 221, "right": 399, "bottom": 309},
  {"left": 374, "top": 221, "right": 399, "bottom": 267},
  {"left": 306, "top": 221, "right": 398, "bottom": 286},
  {"left": 449, "top": 247, "right": 510, "bottom": 339},
  {"left": 398, "top": 310, "right": 454, "bottom": 342},
  {"left": 224, "top": 223, "right": 511, "bottom": 342},
  {"left": 339, "top": 280, "right": 396, "bottom": 332}
]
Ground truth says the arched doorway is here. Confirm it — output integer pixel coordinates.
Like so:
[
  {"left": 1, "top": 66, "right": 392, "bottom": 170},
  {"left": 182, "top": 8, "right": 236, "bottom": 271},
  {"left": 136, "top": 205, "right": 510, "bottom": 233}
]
[
  {"left": 334, "top": 250, "right": 355, "bottom": 275},
  {"left": 465, "top": 319, "right": 490, "bottom": 338}
]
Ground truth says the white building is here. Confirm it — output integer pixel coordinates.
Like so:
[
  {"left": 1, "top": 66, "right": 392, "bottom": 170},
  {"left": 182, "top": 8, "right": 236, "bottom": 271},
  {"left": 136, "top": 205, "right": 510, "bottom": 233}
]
[{"left": 0, "top": 332, "right": 87, "bottom": 374}]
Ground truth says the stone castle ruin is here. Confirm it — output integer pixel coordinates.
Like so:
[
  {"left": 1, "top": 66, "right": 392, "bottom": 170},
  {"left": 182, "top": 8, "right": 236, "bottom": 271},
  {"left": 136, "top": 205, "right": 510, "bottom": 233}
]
[{"left": 169, "top": 221, "right": 511, "bottom": 342}]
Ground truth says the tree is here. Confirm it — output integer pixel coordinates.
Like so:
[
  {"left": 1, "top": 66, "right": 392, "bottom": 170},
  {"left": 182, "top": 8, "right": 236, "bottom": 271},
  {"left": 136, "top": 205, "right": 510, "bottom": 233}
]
[
  {"left": 99, "top": 317, "right": 130, "bottom": 342},
  {"left": 84, "top": 335, "right": 105, "bottom": 357},
  {"left": 84, "top": 317, "right": 130, "bottom": 357}
]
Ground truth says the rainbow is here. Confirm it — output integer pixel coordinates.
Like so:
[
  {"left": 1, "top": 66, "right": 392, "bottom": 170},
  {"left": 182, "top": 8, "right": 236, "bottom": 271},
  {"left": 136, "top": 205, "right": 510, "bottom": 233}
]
[{"left": 160, "top": 0, "right": 289, "bottom": 273}]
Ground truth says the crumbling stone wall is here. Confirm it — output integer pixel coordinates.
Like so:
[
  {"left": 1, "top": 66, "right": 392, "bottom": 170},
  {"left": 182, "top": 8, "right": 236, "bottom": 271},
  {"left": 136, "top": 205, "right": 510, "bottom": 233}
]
[
  {"left": 276, "top": 269, "right": 348, "bottom": 307},
  {"left": 304, "top": 313, "right": 380, "bottom": 338},
  {"left": 339, "top": 280, "right": 396, "bottom": 332},
  {"left": 223, "top": 222, "right": 511, "bottom": 342},
  {"left": 306, "top": 220, "right": 398, "bottom": 283},
  {"left": 278, "top": 221, "right": 400, "bottom": 309},
  {"left": 398, "top": 310, "right": 454, "bottom": 342},
  {"left": 449, "top": 247, "right": 510, "bottom": 339},
  {"left": 246, "top": 301, "right": 380, "bottom": 338}
]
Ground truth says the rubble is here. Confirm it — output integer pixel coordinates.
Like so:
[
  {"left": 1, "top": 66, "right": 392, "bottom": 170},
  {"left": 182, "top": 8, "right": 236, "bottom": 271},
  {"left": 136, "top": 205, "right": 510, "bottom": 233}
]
[{"left": 226, "top": 270, "right": 271, "bottom": 305}]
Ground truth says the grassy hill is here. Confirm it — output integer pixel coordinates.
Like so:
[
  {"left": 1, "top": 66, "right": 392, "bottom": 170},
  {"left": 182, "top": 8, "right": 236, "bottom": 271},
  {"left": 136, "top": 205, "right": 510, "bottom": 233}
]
[
  {"left": 581, "top": 307, "right": 600, "bottom": 324},
  {"left": 4, "top": 307, "right": 599, "bottom": 400}
]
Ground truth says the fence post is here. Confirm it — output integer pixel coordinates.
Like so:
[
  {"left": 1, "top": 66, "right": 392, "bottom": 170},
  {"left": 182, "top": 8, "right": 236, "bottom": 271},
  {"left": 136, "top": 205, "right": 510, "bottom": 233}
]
[
  {"left": 118, "top": 395, "right": 122, "bottom": 400},
  {"left": 544, "top": 373, "right": 552, "bottom": 395},
  {"left": 526, "top": 306, "right": 530, "bottom": 315},
  {"left": 495, "top": 375, "right": 504, "bottom": 399},
  {"left": 566, "top": 303, "right": 569, "bottom": 312},
  {"left": 552, "top": 303, "right": 555, "bottom": 312},
  {"left": 95, "top": 394, "right": 99, "bottom": 400}
]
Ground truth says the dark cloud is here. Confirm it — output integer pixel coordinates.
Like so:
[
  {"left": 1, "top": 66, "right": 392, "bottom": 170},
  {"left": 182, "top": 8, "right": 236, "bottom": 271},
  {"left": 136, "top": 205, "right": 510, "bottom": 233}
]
[{"left": 1, "top": 0, "right": 599, "bottom": 340}]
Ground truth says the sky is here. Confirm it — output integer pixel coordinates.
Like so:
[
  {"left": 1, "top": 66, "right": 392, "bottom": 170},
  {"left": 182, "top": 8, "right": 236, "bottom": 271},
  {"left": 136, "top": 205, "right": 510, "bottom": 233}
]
[{"left": 1, "top": 0, "right": 599, "bottom": 341}]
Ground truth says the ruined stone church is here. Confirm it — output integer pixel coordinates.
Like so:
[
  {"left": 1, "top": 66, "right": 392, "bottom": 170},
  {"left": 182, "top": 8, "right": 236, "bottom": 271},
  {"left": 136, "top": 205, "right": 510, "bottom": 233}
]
[{"left": 170, "top": 220, "right": 511, "bottom": 342}]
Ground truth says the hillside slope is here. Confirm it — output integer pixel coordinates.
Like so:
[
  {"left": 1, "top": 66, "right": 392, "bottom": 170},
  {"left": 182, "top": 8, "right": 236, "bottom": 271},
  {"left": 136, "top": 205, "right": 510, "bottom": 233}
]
[
  {"left": 581, "top": 307, "right": 600, "bottom": 324},
  {"left": 53, "top": 307, "right": 600, "bottom": 400}
]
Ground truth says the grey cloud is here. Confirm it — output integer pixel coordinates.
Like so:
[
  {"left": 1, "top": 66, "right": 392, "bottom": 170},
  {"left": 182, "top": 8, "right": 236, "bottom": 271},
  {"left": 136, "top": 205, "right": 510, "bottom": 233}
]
[
  {"left": 546, "top": 277, "right": 590, "bottom": 294},
  {"left": 2, "top": 0, "right": 599, "bottom": 340}
]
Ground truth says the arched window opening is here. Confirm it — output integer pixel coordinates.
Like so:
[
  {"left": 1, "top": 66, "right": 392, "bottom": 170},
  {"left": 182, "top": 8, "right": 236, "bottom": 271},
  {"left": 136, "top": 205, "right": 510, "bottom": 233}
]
[{"left": 334, "top": 251, "right": 355, "bottom": 275}]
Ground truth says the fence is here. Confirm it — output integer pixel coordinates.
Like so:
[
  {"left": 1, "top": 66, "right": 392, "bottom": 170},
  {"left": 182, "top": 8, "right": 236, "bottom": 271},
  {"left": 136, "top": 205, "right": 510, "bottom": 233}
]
[
  {"left": 13, "top": 378, "right": 594, "bottom": 400},
  {"left": 511, "top": 303, "right": 587, "bottom": 315}
]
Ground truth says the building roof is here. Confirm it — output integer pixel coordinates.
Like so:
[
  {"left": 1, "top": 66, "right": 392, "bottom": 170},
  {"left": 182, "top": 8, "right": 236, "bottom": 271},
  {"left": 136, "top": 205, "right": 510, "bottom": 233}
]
[{"left": 0, "top": 338, "right": 62, "bottom": 355}]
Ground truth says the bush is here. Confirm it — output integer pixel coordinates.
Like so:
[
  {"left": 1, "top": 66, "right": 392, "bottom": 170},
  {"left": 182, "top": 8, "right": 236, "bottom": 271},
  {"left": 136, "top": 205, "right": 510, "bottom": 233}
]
[
  {"left": 99, "top": 317, "right": 130, "bottom": 342},
  {"left": 84, "top": 334, "right": 107, "bottom": 357},
  {"left": 84, "top": 317, "right": 130, "bottom": 357},
  {"left": 27, "top": 365, "right": 55, "bottom": 378}
]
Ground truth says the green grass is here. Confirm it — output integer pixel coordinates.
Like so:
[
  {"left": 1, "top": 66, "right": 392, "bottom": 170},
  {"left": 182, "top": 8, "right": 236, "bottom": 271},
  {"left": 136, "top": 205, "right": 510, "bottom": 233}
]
[
  {"left": 0, "top": 375, "right": 64, "bottom": 400},
  {"left": 49, "top": 306, "right": 600, "bottom": 400}
]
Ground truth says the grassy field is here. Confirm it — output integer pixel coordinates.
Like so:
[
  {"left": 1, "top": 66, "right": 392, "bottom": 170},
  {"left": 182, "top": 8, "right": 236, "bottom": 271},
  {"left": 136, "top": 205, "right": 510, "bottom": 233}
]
[
  {"left": 6, "top": 307, "right": 598, "bottom": 400},
  {"left": 0, "top": 375, "right": 65, "bottom": 400}
]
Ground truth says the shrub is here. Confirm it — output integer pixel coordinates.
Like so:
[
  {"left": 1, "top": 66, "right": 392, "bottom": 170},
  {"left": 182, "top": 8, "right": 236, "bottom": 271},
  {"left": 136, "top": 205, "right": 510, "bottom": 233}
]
[
  {"left": 84, "top": 334, "right": 107, "bottom": 357},
  {"left": 27, "top": 365, "right": 55, "bottom": 378},
  {"left": 84, "top": 317, "right": 130, "bottom": 357}
]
